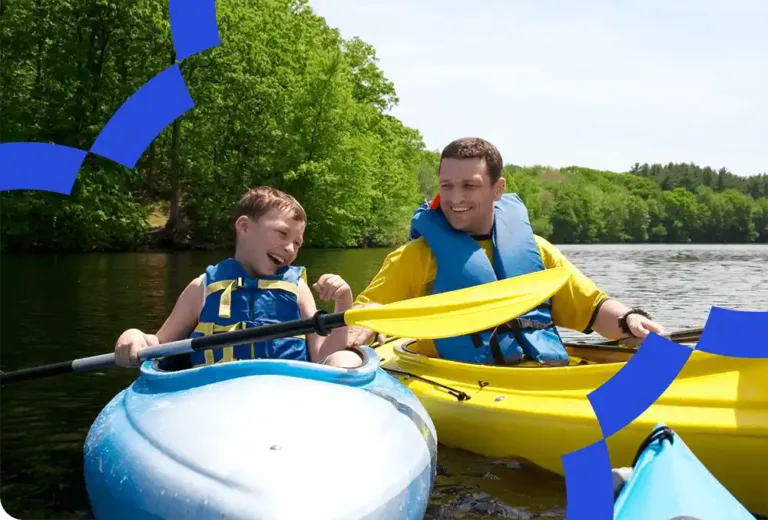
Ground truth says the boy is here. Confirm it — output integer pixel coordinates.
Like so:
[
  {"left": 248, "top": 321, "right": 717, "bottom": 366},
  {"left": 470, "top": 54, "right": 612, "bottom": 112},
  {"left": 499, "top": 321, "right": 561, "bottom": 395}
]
[{"left": 114, "top": 186, "right": 361, "bottom": 369}]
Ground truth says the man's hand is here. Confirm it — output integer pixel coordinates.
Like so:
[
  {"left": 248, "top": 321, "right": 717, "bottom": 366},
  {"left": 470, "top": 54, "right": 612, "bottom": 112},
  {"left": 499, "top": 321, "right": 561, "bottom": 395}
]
[
  {"left": 591, "top": 299, "right": 666, "bottom": 345},
  {"left": 345, "top": 303, "right": 387, "bottom": 347},
  {"left": 346, "top": 325, "right": 386, "bottom": 347},
  {"left": 626, "top": 313, "right": 665, "bottom": 340}
]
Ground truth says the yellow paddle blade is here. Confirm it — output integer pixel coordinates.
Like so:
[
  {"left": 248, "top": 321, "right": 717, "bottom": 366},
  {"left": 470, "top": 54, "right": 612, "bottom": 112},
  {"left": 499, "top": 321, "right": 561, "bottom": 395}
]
[{"left": 344, "top": 267, "right": 571, "bottom": 339}]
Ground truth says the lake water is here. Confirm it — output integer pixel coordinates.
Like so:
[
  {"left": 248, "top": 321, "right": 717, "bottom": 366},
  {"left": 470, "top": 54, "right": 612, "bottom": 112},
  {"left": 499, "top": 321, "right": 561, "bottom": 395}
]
[{"left": 1, "top": 244, "right": 766, "bottom": 519}]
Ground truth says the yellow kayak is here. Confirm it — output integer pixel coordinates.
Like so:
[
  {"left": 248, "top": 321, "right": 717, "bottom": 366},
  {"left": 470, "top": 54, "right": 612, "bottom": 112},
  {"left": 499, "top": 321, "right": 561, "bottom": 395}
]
[{"left": 374, "top": 337, "right": 768, "bottom": 517}]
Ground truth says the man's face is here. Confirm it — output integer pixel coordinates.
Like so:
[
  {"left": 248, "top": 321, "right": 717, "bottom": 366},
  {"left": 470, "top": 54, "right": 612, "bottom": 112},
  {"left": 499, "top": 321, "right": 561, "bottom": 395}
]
[{"left": 438, "top": 157, "right": 504, "bottom": 234}]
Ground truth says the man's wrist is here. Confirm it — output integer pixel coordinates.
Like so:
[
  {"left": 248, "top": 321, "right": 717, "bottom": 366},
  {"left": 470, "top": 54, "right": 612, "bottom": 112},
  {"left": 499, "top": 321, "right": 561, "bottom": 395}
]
[{"left": 618, "top": 308, "right": 652, "bottom": 336}]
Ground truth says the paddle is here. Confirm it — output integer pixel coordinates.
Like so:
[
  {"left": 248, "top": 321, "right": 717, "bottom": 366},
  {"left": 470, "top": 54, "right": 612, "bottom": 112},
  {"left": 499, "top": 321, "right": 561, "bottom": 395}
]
[
  {"left": 564, "top": 327, "right": 704, "bottom": 351},
  {"left": 0, "top": 266, "right": 572, "bottom": 385}
]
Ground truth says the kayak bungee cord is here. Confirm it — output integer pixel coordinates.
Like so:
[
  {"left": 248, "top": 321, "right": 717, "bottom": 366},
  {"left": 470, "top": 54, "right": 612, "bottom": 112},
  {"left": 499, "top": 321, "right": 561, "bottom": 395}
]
[
  {"left": 382, "top": 367, "right": 471, "bottom": 402},
  {"left": 372, "top": 336, "right": 471, "bottom": 401}
]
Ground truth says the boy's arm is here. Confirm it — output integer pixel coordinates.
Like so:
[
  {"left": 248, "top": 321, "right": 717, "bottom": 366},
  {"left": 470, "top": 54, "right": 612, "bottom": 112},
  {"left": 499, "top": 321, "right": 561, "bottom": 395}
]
[
  {"left": 296, "top": 277, "right": 351, "bottom": 362},
  {"left": 154, "top": 274, "right": 205, "bottom": 343},
  {"left": 114, "top": 274, "right": 204, "bottom": 367}
]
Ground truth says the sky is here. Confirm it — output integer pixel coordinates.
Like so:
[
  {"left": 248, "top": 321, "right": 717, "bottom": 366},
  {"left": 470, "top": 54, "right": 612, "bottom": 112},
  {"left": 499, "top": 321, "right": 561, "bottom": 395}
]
[{"left": 307, "top": 0, "right": 767, "bottom": 176}]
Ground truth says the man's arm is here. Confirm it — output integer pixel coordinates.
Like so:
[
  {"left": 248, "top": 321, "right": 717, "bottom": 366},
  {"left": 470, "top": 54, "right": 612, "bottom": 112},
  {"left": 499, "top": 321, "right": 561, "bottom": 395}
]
[
  {"left": 590, "top": 299, "right": 665, "bottom": 344},
  {"left": 347, "top": 241, "right": 425, "bottom": 346},
  {"left": 535, "top": 236, "right": 665, "bottom": 343}
]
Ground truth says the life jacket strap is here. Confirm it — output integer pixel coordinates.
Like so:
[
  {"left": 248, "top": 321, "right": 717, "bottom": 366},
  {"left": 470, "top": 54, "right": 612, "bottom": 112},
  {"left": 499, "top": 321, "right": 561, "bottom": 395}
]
[
  {"left": 193, "top": 320, "right": 247, "bottom": 364},
  {"left": 203, "top": 277, "right": 245, "bottom": 319},
  {"left": 205, "top": 277, "right": 301, "bottom": 319},
  {"left": 469, "top": 317, "right": 556, "bottom": 366},
  {"left": 498, "top": 317, "right": 554, "bottom": 332},
  {"left": 193, "top": 320, "right": 306, "bottom": 365}
]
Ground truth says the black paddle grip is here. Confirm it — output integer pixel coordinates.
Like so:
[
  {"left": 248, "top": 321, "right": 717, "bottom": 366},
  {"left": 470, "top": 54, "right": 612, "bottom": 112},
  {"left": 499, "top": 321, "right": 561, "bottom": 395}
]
[{"left": 0, "top": 361, "right": 74, "bottom": 385}]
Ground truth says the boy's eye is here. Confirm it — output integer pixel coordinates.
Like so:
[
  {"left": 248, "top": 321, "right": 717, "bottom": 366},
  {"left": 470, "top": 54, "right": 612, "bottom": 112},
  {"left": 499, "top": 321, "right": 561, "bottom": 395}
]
[{"left": 278, "top": 230, "right": 287, "bottom": 237}]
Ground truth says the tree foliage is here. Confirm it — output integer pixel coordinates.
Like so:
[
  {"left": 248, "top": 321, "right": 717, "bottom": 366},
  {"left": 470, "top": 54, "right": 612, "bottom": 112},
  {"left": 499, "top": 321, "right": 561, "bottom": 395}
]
[
  {"left": 1, "top": 0, "right": 766, "bottom": 252},
  {"left": 1, "top": 0, "right": 424, "bottom": 251}
]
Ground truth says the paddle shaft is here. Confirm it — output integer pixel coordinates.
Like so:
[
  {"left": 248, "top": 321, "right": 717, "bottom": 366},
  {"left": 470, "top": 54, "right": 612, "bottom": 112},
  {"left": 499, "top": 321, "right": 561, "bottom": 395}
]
[
  {"left": 0, "top": 311, "right": 347, "bottom": 385},
  {"left": 0, "top": 267, "right": 574, "bottom": 385},
  {"left": 565, "top": 327, "right": 703, "bottom": 349}
]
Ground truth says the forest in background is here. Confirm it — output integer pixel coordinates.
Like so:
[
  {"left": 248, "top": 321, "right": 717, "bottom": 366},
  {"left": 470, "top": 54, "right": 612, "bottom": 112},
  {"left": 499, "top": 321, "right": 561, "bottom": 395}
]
[{"left": 2, "top": 0, "right": 767, "bottom": 253}]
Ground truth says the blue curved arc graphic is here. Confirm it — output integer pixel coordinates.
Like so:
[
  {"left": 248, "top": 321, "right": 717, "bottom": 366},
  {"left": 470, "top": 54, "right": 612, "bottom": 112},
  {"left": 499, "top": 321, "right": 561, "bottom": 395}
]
[
  {"left": 169, "top": 0, "right": 221, "bottom": 62},
  {"left": 562, "top": 439, "right": 614, "bottom": 520},
  {"left": 587, "top": 334, "right": 693, "bottom": 439},
  {"left": 0, "top": 143, "right": 88, "bottom": 195},
  {"left": 696, "top": 306, "right": 768, "bottom": 358},
  {"left": 88, "top": 64, "right": 195, "bottom": 169}
]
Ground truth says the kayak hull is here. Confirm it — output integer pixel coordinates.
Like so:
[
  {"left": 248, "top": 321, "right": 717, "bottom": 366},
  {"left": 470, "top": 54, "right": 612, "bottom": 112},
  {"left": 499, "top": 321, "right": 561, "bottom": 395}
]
[
  {"left": 376, "top": 338, "right": 768, "bottom": 518},
  {"left": 614, "top": 423, "right": 755, "bottom": 519},
  {"left": 84, "top": 346, "right": 437, "bottom": 520}
]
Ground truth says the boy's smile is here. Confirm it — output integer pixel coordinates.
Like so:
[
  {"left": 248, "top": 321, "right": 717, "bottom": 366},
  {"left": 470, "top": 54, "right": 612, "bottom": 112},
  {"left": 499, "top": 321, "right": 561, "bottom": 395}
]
[
  {"left": 235, "top": 208, "right": 305, "bottom": 277},
  {"left": 267, "top": 253, "right": 286, "bottom": 266}
]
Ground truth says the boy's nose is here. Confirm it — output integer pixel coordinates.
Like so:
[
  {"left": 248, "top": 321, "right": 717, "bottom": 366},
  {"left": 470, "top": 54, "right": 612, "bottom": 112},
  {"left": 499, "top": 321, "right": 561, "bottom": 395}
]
[{"left": 284, "top": 243, "right": 296, "bottom": 255}]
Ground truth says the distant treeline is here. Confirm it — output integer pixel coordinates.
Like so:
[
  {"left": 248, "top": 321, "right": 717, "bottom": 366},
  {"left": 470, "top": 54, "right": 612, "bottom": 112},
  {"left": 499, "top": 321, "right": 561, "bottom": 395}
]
[
  {"left": 1, "top": 0, "right": 766, "bottom": 252},
  {"left": 509, "top": 163, "right": 767, "bottom": 244}
]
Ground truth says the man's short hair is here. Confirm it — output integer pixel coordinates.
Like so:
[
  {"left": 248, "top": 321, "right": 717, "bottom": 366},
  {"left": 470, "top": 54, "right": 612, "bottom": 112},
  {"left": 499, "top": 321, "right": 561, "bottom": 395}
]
[{"left": 440, "top": 137, "right": 503, "bottom": 183}]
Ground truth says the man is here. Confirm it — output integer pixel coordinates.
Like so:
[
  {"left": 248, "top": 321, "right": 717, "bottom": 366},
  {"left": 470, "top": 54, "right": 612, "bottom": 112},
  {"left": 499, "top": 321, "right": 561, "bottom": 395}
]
[{"left": 347, "top": 137, "right": 665, "bottom": 366}]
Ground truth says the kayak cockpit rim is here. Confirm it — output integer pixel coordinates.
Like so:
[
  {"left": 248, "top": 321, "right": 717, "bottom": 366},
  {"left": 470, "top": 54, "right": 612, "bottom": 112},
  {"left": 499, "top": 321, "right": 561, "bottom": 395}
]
[{"left": 133, "top": 345, "right": 380, "bottom": 393}]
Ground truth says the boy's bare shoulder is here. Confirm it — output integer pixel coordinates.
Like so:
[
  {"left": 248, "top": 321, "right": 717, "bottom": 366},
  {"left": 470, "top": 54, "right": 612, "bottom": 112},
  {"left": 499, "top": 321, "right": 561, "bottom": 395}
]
[{"left": 178, "top": 274, "right": 206, "bottom": 310}]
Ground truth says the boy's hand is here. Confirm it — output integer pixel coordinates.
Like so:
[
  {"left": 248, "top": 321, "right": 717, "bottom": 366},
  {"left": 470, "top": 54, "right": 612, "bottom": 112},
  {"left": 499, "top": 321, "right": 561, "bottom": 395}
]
[
  {"left": 313, "top": 274, "right": 353, "bottom": 306},
  {"left": 115, "top": 328, "right": 151, "bottom": 368}
]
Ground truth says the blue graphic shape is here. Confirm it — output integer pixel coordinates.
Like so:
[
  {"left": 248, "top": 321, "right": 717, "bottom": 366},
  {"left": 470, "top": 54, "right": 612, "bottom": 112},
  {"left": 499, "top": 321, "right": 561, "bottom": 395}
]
[
  {"left": 562, "top": 439, "right": 614, "bottom": 520},
  {"left": 695, "top": 306, "right": 768, "bottom": 358},
  {"left": 88, "top": 64, "right": 194, "bottom": 169},
  {"left": 169, "top": 0, "right": 221, "bottom": 61},
  {"left": 0, "top": 143, "right": 87, "bottom": 195},
  {"left": 588, "top": 334, "right": 693, "bottom": 439}
]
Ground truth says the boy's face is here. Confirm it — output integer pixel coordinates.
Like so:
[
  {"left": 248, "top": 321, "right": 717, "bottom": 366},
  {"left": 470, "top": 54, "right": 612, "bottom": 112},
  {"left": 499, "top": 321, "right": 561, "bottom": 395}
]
[{"left": 236, "top": 208, "right": 306, "bottom": 276}]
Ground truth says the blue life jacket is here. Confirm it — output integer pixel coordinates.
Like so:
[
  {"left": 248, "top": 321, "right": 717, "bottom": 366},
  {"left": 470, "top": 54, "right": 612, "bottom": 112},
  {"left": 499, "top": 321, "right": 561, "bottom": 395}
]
[
  {"left": 409, "top": 193, "right": 569, "bottom": 366},
  {"left": 188, "top": 258, "right": 309, "bottom": 367}
]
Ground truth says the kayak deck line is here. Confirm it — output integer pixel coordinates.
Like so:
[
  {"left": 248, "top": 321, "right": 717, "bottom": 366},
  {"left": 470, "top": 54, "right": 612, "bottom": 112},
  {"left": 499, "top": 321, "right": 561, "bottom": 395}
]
[{"left": 382, "top": 367, "right": 471, "bottom": 401}]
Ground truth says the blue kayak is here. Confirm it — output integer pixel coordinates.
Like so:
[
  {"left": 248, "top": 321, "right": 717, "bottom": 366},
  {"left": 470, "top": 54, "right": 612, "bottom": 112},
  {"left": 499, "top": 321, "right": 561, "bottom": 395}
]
[
  {"left": 83, "top": 346, "right": 437, "bottom": 520},
  {"left": 614, "top": 423, "right": 756, "bottom": 520}
]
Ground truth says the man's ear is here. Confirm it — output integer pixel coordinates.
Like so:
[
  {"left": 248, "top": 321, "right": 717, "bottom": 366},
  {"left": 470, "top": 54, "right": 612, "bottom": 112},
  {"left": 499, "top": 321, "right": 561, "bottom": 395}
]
[{"left": 494, "top": 177, "right": 506, "bottom": 200}]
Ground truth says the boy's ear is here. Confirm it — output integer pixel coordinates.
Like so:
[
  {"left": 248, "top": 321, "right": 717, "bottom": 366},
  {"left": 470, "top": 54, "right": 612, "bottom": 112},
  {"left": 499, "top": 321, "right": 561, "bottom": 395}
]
[{"left": 234, "top": 215, "right": 249, "bottom": 234}]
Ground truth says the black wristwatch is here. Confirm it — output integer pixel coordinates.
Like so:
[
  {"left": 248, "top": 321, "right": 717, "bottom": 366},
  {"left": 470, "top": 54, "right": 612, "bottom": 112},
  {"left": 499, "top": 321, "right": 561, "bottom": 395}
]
[{"left": 618, "top": 308, "right": 653, "bottom": 336}]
